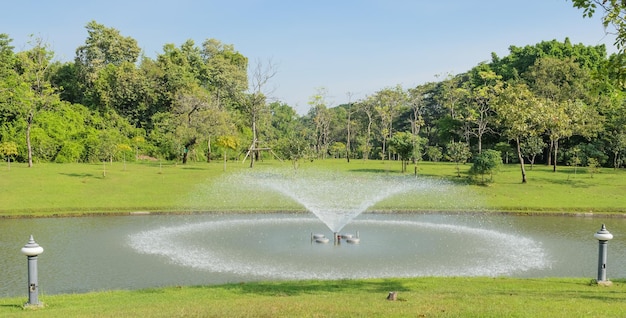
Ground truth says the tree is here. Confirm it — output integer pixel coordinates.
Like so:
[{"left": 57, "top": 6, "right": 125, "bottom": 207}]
[
  {"left": 608, "top": 132, "right": 626, "bottom": 168},
  {"left": 215, "top": 135, "right": 239, "bottom": 171},
  {"left": 494, "top": 142, "right": 515, "bottom": 164},
  {"left": 524, "top": 56, "right": 598, "bottom": 171},
  {"left": 373, "top": 85, "right": 406, "bottom": 160},
  {"left": 356, "top": 97, "right": 376, "bottom": 160},
  {"left": 242, "top": 58, "right": 277, "bottom": 167},
  {"left": 345, "top": 92, "right": 357, "bottom": 162},
  {"left": 407, "top": 84, "right": 430, "bottom": 162},
  {"left": 495, "top": 82, "right": 541, "bottom": 183},
  {"left": 308, "top": 88, "right": 332, "bottom": 159},
  {"left": 152, "top": 85, "right": 229, "bottom": 164},
  {"left": 520, "top": 135, "right": 546, "bottom": 170},
  {"left": 425, "top": 145, "right": 443, "bottom": 162},
  {"left": 446, "top": 141, "right": 471, "bottom": 177},
  {"left": 0, "top": 141, "right": 17, "bottom": 169},
  {"left": 466, "top": 69, "right": 502, "bottom": 153},
  {"left": 388, "top": 131, "right": 415, "bottom": 173},
  {"left": 0, "top": 34, "right": 22, "bottom": 131},
  {"left": 274, "top": 127, "right": 310, "bottom": 170},
  {"left": 15, "top": 37, "right": 58, "bottom": 167},
  {"left": 571, "top": 0, "right": 626, "bottom": 79},
  {"left": 587, "top": 157, "right": 601, "bottom": 177},
  {"left": 200, "top": 38, "right": 248, "bottom": 109},
  {"left": 75, "top": 21, "right": 141, "bottom": 106},
  {"left": 469, "top": 149, "right": 502, "bottom": 183}
]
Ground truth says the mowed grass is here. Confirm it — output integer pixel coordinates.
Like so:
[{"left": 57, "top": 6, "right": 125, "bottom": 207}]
[
  {"left": 1, "top": 277, "right": 625, "bottom": 317},
  {"left": 1, "top": 159, "right": 626, "bottom": 217}
]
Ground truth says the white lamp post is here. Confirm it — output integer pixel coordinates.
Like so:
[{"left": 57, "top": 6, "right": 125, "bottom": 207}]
[
  {"left": 20, "top": 235, "right": 44, "bottom": 307},
  {"left": 593, "top": 224, "right": 613, "bottom": 285}
]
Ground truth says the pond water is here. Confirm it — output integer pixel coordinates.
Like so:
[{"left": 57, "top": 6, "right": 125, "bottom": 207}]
[{"left": 1, "top": 213, "right": 626, "bottom": 297}]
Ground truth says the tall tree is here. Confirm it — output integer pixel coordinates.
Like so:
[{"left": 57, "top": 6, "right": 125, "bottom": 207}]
[
  {"left": 356, "top": 96, "right": 376, "bottom": 160},
  {"left": 15, "top": 37, "right": 58, "bottom": 167},
  {"left": 200, "top": 38, "right": 248, "bottom": 108},
  {"left": 408, "top": 84, "right": 431, "bottom": 162},
  {"left": 466, "top": 69, "right": 502, "bottom": 153},
  {"left": 388, "top": 131, "right": 415, "bottom": 173},
  {"left": 75, "top": 21, "right": 141, "bottom": 107},
  {"left": 496, "top": 83, "right": 542, "bottom": 183},
  {"left": 524, "top": 56, "right": 600, "bottom": 171},
  {"left": 308, "top": 88, "right": 332, "bottom": 159},
  {"left": 345, "top": 92, "right": 356, "bottom": 162},
  {"left": 571, "top": 0, "right": 626, "bottom": 80},
  {"left": 373, "top": 85, "right": 406, "bottom": 160},
  {"left": 242, "top": 58, "right": 277, "bottom": 167}
]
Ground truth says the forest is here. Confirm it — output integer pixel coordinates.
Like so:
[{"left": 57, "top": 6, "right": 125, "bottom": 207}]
[{"left": 1, "top": 20, "right": 626, "bottom": 179}]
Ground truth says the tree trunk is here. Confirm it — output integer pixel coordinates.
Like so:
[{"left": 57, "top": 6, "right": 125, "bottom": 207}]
[
  {"left": 346, "top": 112, "right": 351, "bottom": 163},
  {"left": 182, "top": 150, "right": 188, "bottom": 164},
  {"left": 27, "top": 111, "right": 33, "bottom": 168},
  {"left": 516, "top": 137, "right": 527, "bottom": 183},
  {"left": 250, "top": 121, "right": 257, "bottom": 168},
  {"left": 222, "top": 151, "right": 227, "bottom": 172},
  {"left": 552, "top": 139, "right": 559, "bottom": 172},
  {"left": 207, "top": 138, "right": 211, "bottom": 163},
  {"left": 547, "top": 139, "right": 553, "bottom": 166}
]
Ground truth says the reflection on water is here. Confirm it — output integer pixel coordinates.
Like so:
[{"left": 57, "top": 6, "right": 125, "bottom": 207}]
[{"left": 1, "top": 213, "right": 625, "bottom": 297}]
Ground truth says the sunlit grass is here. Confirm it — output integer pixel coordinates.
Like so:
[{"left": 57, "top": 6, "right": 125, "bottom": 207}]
[
  {"left": 0, "top": 278, "right": 624, "bottom": 317},
  {"left": 1, "top": 159, "right": 625, "bottom": 217}
]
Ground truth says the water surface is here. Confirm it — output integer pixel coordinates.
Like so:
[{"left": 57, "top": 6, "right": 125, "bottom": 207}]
[{"left": 1, "top": 213, "right": 624, "bottom": 297}]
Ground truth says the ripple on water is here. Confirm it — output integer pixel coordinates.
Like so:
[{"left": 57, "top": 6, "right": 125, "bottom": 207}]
[{"left": 128, "top": 217, "right": 549, "bottom": 279}]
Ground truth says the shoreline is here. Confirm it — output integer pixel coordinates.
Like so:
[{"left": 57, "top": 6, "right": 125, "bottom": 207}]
[{"left": 2, "top": 208, "right": 626, "bottom": 219}]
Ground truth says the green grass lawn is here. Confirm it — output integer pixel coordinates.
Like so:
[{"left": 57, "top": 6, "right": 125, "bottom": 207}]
[
  {"left": 1, "top": 277, "right": 624, "bottom": 317},
  {"left": 1, "top": 159, "right": 625, "bottom": 217}
]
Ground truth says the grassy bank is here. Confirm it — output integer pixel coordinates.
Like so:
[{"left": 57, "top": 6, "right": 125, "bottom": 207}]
[
  {"left": 1, "top": 159, "right": 625, "bottom": 217},
  {"left": 1, "top": 277, "right": 624, "bottom": 317},
  {"left": 0, "top": 277, "right": 626, "bottom": 317}
]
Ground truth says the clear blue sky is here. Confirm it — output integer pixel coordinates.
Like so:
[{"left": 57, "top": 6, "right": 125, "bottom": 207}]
[{"left": 1, "top": 0, "right": 616, "bottom": 114}]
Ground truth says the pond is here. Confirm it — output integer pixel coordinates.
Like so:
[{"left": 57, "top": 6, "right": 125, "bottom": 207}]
[{"left": 1, "top": 212, "right": 625, "bottom": 297}]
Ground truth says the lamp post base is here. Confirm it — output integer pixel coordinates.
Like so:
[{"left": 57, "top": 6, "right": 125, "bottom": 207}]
[
  {"left": 593, "top": 279, "right": 613, "bottom": 286},
  {"left": 23, "top": 302, "right": 44, "bottom": 309}
]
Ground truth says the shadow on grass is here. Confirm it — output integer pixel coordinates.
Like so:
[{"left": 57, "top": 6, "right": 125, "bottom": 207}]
[
  {"left": 180, "top": 166, "right": 209, "bottom": 171},
  {"left": 0, "top": 304, "right": 24, "bottom": 309},
  {"left": 534, "top": 177, "right": 590, "bottom": 188},
  {"left": 200, "top": 279, "right": 414, "bottom": 297},
  {"left": 347, "top": 168, "right": 398, "bottom": 174},
  {"left": 59, "top": 173, "right": 95, "bottom": 178}
]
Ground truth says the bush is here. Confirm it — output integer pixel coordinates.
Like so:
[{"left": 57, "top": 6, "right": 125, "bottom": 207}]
[{"left": 469, "top": 149, "right": 502, "bottom": 183}]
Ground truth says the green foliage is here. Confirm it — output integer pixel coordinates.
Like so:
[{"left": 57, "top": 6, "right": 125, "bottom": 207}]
[
  {"left": 521, "top": 135, "right": 546, "bottom": 168},
  {"left": 469, "top": 149, "right": 502, "bottom": 183},
  {"left": 587, "top": 157, "right": 601, "bottom": 177},
  {"left": 215, "top": 135, "right": 239, "bottom": 151},
  {"left": 446, "top": 141, "right": 471, "bottom": 177},
  {"left": 388, "top": 131, "right": 415, "bottom": 172},
  {"left": 425, "top": 145, "right": 443, "bottom": 162},
  {"left": 329, "top": 141, "right": 346, "bottom": 158},
  {"left": 0, "top": 141, "right": 17, "bottom": 157},
  {"left": 274, "top": 131, "right": 311, "bottom": 169},
  {"left": 494, "top": 142, "right": 515, "bottom": 164},
  {"left": 2, "top": 21, "right": 626, "bottom": 171}
]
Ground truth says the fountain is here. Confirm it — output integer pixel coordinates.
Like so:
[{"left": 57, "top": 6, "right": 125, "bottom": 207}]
[{"left": 248, "top": 169, "right": 448, "bottom": 234}]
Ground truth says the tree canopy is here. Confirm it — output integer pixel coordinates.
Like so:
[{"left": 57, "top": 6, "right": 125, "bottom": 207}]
[{"left": 1, "top": 18, "right": 625, "bottom": 182}]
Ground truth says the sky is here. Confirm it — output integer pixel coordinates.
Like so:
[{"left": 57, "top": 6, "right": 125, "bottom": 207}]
[{"left": 1, "top": 0, "right": 617, "bottom": 114}]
